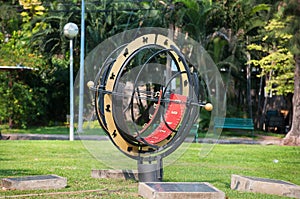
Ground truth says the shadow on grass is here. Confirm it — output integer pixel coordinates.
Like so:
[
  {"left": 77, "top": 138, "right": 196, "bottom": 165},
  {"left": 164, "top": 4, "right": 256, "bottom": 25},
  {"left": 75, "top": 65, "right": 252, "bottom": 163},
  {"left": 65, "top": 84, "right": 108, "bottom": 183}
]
[
  {"left": 198, "top": 130, "right": 285, "bottom": 140},
  {"left": 0, "top": 157, "right": 14, "bottom": 161},
  {"left": 0, "top": 169, "right": 40, "bottom": 178},
  {"left": 197, "top": 130, "right": 257, "bottom": 139}
]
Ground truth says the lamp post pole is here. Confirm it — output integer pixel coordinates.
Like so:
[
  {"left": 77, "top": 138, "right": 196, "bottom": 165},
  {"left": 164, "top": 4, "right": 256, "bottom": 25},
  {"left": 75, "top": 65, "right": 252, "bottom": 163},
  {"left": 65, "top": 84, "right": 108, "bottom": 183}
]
[
  {"left": 78, "top": 0, "right": 85, "bottom": 132},
  {"left": 63, "top": 22, "right": 79, "bottom": 141},
  {"left": 69, "top": 39, "right": 75, "bottom": 141}
]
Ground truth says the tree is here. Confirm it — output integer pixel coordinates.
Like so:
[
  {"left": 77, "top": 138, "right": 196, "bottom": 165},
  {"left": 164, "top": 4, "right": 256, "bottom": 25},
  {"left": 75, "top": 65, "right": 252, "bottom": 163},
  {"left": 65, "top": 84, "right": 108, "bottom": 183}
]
[
  {"left": 280, "top": 0, "right": 300, "bottom": 145},
  {"left": 206, "top": 1, "right": 270, "bottom": 120},
  {"left": 24, "top": 1, "right": 83, "bottom": 124},
  {"left": 158, "top": 0, "right": 270, "bottom": 121},
  {"left": 247, "top": 11, "right": 295, "bottom": 130},
  {"left": 249, "top": 0, "right": 300, "bottom": 144},
  {"left": 0, "top": 1, "right": 21, "bottom": 35},
  {"left": 0, "top": 30, "right": 48, "bottom": 128},
  {"left": 0, "top": 0, "right": 51, "bottom": 128}
]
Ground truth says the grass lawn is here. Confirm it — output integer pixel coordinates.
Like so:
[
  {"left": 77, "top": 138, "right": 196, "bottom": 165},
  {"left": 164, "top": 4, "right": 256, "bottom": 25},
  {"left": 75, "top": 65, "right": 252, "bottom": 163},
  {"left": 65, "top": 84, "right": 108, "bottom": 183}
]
[
  {"left": 1, "top": 124, "right": 284, "bottom": 141},
  {"left": 0, "top": 125, "right": 69, "bottom": 135},
  {"left": 0, "top": 140, "right": 299, "bottom": 198},
  {"left": 0, "top": 124, "right": 106, "bottom": 136}
]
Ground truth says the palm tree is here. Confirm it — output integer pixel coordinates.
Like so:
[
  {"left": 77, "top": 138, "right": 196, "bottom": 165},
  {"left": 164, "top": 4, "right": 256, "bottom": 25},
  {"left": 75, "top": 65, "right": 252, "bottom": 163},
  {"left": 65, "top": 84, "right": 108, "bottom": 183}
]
[
  {"left": 159, "top": 0, "right": 270, "bottom": 121},
  {"left": 29, "top": 1, "right": 81, "bottom": 60},
  {"left": 199, "top": 1, "right": 270, "bottom": 119}
]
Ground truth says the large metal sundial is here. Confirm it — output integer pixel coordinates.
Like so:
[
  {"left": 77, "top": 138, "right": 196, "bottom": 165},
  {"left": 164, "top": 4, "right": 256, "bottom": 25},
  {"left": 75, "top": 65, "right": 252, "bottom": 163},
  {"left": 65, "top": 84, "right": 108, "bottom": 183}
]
[{"left": 76, "top": 27, "right": 226, "bottom": 182}]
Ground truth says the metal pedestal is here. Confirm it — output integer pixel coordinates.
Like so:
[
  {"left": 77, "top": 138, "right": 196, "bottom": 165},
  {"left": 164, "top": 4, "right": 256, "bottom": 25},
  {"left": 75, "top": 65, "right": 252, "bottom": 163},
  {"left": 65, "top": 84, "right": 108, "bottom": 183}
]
[{"left": 137, "top": 156, "right": 163, "bottom": 182}]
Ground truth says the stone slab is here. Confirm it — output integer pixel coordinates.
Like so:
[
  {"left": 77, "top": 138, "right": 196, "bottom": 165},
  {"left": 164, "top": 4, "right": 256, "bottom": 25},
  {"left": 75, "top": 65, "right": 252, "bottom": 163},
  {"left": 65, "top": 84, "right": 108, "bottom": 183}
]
[
  {"left": 91, "top": 169, "right": 138, "bottom": 181},
  {"left": 138, "top": 182, "right": 225, "bottom": 199},
  {"left": 231, "top": 174, "right": 300, "bottom": 198},
  {"left": 1, "top": 174, "right": 67, "bottom": 190}
]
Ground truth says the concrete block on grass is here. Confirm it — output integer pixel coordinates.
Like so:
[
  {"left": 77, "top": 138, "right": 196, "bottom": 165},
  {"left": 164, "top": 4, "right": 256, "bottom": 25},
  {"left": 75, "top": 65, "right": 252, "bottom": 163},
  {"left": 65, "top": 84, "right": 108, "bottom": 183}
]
[
  {"left": 91, "top": 169, "right": 138, "bottom": 181},
  {"left": 231, "top": 174, "right": 300, "bottom": 198},
  {"left": 138, "top": 182, "right": 225, "bottom": 199},
  {"left": 1, "top": 174, "right": 67, "bottom": 190}
]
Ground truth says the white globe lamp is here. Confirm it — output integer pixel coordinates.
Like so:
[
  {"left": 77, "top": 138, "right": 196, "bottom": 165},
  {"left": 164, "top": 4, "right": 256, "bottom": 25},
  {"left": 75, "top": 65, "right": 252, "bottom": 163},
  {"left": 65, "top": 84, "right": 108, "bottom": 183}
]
[{"left": 63, "top": 23, "right": 79, "bottom": 39}]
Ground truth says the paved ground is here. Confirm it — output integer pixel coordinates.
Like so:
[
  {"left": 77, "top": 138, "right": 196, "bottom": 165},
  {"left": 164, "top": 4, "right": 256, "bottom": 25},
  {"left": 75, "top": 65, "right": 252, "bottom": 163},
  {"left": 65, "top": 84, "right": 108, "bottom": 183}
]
[{"left": 0, "top": 133, "right": 283, "bottom": 145}]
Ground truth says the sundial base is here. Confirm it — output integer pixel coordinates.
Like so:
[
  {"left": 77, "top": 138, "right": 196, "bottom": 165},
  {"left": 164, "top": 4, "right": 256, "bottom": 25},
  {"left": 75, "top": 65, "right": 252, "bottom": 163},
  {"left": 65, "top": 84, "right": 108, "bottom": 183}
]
[
  {"left": 138, "top": 182, "right": 225, "bottom": 199},
  {"left": 91, "top": 158, "right": 163, "bottom": 182}
]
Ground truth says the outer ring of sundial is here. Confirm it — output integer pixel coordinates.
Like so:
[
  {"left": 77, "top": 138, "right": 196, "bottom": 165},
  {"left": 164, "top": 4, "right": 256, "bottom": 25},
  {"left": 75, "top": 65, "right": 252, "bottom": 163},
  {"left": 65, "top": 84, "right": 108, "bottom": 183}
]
[{"left": 103, "top": 34, "right": 190, "bottom": 157}]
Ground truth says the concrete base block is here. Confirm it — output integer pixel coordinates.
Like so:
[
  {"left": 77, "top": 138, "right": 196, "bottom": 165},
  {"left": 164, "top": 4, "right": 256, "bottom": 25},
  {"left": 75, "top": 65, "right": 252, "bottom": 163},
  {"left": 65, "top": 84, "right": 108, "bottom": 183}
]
[
  {"left": 231, "top": 174, "right": 300, "bottom": 198},
  {"left": 138, "top": 182, "right": 225, "bottom": 199},
  {"left": 91, "top": 169, "right": 138, "bottom": 181},
  {"left": 1, "top": 174, "right": 67, "bottom": 190}
]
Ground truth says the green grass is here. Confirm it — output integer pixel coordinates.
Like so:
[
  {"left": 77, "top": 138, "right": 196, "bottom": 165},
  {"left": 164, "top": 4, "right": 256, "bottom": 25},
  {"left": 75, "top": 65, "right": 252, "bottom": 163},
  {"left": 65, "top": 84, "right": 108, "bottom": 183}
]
[
  {"left": 0, "top": 124, "right": 106, "bottom": 136},
  {"left": 0, "top": 125, "right": 69, "bottom": 135},
  {"left": 1, "top": 141, "right": 299, "bottom": 198},
  {"left": 1, "top": 124, "right": 284, "bottom": 141}
]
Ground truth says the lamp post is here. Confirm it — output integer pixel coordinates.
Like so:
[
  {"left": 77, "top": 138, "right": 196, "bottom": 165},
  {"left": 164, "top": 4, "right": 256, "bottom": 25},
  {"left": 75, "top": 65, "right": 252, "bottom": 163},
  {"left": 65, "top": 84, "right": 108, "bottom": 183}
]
[
  {"left": 78, "top": 0, "right": 85, "bottom": 133},
  {"left": 63, "top": 22, "right": 79, "bottom": 141}
]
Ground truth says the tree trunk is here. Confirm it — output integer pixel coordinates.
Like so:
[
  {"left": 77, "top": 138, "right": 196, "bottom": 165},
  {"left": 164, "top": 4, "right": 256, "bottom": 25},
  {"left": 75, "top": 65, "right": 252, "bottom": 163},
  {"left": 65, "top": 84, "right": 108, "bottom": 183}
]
[
  {"left": 283, "top": 54, "right": 300, "bottom": 145},
  {"left": 246, "top": 50, "right": 252, "bottom": 119}
]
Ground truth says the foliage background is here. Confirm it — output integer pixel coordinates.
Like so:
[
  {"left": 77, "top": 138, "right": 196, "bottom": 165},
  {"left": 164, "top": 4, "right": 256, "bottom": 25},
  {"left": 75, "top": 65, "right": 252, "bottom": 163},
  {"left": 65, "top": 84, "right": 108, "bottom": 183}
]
[{"left": 0, "top": 0, "right": 297, "bottom": 132}]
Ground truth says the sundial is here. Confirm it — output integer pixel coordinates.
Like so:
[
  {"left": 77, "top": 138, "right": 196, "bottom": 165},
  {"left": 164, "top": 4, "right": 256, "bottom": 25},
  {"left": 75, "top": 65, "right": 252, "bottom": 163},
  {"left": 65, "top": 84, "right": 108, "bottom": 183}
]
[{"left": 76, "top": 27, "right": 226, "bottom": 182}]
